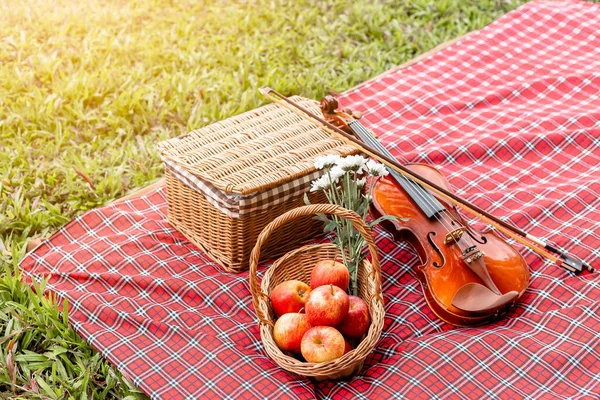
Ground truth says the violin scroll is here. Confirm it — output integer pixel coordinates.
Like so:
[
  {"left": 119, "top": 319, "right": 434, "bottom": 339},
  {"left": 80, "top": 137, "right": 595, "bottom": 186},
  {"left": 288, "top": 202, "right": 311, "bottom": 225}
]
[
  {"left": 320, "top": 95, "right": 363, "bottom": 134},
  {"left": 320, "top": 95, "right": 338, "bottom": 114}
]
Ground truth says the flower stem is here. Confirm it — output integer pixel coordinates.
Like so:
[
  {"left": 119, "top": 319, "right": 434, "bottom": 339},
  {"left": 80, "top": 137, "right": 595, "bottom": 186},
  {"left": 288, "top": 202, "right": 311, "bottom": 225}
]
[
  {"left": 312, "top": 158, "right": 389, "bottom": 297},
  {"left": 325, "top": 169, "right": 350, "bottom": 270}
]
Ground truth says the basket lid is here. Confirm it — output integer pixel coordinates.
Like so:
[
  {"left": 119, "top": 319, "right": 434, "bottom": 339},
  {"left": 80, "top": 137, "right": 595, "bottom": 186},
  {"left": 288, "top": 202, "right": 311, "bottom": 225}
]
[{"left": 157, "top": 96, "right": 357, "bottom": 195}]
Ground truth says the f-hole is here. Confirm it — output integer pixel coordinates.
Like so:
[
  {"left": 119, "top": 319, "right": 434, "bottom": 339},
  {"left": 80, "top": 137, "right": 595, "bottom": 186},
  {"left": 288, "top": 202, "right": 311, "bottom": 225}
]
[
  {"left": 427, "top": 232, "right": 445, "bottom": 268},
  {"left": 451, "top": 219, "right": 488, "bottom": 244}
]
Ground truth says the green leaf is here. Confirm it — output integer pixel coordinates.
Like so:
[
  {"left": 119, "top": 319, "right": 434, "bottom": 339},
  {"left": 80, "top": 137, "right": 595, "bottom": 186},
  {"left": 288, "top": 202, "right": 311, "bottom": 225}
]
[
  {"left": 36, "top": 375, "right": 59, "bottom": 399},
  {"left": 313, "top": 213, "right": 330, "bottom": 224},
  {"left": 303, "top": 192, "right": 311, "bottom": 206},
  {"left": 369, "top": 215, "right": 407, "bottom": 227},
  {"left": 62, "top": 297, "right": 69, "bottom": 326},
  {"left": 323, "top": 220, "right": 337, "bottom": 233},
  {"left": 45, "top": 346, "right": 69, "bottom": 360}
]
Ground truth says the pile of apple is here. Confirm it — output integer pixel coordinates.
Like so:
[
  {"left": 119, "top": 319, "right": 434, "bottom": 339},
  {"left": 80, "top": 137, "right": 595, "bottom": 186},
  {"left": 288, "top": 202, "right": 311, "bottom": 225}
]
[{"left": 270, "top": 259, "right": 370, "bottom": 363}]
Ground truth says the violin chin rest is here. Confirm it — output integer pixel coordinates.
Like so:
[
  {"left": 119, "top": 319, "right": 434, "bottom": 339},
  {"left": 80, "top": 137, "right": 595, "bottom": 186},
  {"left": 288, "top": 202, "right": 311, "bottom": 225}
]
[{"left": 451, "top": 283, "right": 519, "bottom": 314}]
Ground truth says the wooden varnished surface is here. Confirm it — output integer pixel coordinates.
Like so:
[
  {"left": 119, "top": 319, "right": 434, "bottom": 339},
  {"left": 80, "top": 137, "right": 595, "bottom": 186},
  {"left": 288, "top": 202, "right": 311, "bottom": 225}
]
[{"left": 371, "top": 164, "right": 529, "bottom": 324}]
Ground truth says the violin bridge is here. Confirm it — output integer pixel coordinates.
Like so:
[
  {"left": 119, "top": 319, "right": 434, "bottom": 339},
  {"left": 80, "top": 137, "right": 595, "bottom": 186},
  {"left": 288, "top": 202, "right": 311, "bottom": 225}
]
[
  {"left": 462, "top": 246, "right": 484, "bottom": 264},
  {"left": 444, "top": 227, "right": 466, "bottom": 245}
]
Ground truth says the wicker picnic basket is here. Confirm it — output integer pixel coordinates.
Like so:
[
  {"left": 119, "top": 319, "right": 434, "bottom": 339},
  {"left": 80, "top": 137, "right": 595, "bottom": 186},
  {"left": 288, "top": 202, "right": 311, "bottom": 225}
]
[
  {"left": 158, "top": 97, "right": 357, "bottom": 273},
  {"left": 249, "top": 204, "right": 385, "bottom": 380}
]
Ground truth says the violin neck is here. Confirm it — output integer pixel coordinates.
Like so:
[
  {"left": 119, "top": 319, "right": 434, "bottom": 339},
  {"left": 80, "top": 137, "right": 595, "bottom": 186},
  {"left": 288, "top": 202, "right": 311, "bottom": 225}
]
[{"left": 347, "top": 120, "right": 446, "bottom": 219}]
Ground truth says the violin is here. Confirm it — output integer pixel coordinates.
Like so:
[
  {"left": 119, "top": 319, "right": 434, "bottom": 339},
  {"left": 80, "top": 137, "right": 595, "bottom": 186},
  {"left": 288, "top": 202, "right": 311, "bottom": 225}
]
[
  {"left": 258, "top": 87, "right": 594, "bottom": 326},
  {"left": 319, "top": 96, "right": 529, "bottom": 326}
]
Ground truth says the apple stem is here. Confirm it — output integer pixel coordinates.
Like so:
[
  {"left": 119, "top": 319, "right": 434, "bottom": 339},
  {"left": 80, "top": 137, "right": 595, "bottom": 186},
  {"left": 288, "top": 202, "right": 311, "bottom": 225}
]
[
  {"left": 298, "top": 307, "right": 304, "bottom": 314},
  {"left": 330, "top": 284, "right": 334, "bottom": 296}
]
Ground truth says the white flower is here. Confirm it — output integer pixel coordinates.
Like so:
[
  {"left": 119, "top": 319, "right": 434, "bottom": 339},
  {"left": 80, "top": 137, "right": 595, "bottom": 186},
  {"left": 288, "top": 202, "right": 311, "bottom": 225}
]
[
  {"left": 356, "top": 177, "right": 367, "bottom": 188},
  {"left": 337, "top": 155, "right": 368, "bottom": 172},
  {"left": 365, "top": 159, "right": 389, "bottom": 177},
  {"left": 314, "top": 155, "right": 341, "bottom": 170},
  {"left": 310, "top": 176, "right": 327, "bottom": 192},
  {"left": 329, "top": 166, "right": 346, "bottom": 181},
  {"left": 310, "top": 173, "right": 338, "bottom": 192}
]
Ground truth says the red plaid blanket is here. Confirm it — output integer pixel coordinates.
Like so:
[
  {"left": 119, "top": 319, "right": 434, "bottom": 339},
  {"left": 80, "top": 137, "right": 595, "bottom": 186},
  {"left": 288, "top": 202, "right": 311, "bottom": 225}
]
[{"left": 21, "top": 1, "right": 600, "bottom": 398}]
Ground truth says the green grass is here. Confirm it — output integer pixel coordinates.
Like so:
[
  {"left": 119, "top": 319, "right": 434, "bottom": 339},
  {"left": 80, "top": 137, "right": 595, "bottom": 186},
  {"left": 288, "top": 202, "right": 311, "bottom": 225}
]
[{"left": 1, "top": 0, "right": 527, "bottom": 397}]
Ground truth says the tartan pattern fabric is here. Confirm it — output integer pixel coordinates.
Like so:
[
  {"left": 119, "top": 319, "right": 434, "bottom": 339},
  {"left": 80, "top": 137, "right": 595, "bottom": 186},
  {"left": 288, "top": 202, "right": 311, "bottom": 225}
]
[
  {"left": 162, "top": 156, "right": 322, "bottom": 218},
  {"left": 20, "top": 1, "right": 600, "bottom": 399}
]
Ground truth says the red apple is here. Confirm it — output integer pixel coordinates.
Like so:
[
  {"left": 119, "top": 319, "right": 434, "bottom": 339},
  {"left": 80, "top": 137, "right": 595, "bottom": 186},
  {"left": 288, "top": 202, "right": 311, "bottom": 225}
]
[
  {"left": 310, "top": 259, "right": 350, "bottom": 291},
  {"left": 343, "top": 338, "right": 352, "bottom": 355},
  {"left": 305, "top": 284, "right": 349, "bottom": 326},
  {"left": 270, "top": 280, "right": 311, "bottom": 317},
  {"left": 301, "top": 326, "right": 345, "bottom": 363},
  {"left": 337, "top": 295, "right": 370, "bottom": 338},
  {"left": 273, "top": 313, "right": 312, "bottom": 353}
]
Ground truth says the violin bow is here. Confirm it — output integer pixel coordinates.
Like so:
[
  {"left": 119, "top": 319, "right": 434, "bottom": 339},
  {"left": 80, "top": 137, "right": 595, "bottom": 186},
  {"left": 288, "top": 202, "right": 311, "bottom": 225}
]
[{"left": 259, "top": 87, "right": 594, "bottom": 274}]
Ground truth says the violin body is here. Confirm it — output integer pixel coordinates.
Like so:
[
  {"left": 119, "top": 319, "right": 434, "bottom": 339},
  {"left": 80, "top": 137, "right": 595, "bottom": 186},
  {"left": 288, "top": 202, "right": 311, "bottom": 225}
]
[{"left": 371, "top": 164, "right": 530, "bottom": 326}]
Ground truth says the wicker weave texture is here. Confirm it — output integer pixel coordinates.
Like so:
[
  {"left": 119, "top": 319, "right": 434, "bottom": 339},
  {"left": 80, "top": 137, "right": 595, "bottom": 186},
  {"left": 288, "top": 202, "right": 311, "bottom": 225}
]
[
  {"left": 249, "top": 204, "right": 385, "bottom": 380},
  {"left": 166, "top": 171, "right": 328, "bottom": 273},
  {"left": 158, "top": 96, "right": 357, "bottom": 195}
]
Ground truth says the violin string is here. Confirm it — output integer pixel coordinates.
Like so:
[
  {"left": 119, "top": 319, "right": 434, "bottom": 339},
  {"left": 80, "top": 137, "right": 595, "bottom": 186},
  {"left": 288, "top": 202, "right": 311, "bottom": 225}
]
[
  {"left": 398, "top": 168, "right": 480, "bottom": 252},
  {"left": 354, "top": 122, "right": 478, "bottom": 252},
  {"left": 354, "top": 124, "right": 446, "bottom": 220},
  {"left": 402, "top": 173, "right": 480, "bottom": 251},
  {"left": 354, "top": 124, "right": 459, "bottom": 235}
]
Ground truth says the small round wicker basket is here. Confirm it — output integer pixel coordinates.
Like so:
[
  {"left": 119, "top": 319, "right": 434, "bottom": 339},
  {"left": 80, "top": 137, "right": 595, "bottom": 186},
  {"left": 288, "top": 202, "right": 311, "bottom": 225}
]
[{"left": 249, "top": 204, "right": 385, "bottom": 380}]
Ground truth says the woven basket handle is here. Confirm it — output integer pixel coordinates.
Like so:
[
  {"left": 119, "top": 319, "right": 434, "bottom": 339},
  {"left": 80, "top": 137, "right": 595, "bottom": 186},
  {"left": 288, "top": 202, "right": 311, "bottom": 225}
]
[{"left": 249, "top": 203, "right": 382, "bottom": 323}]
